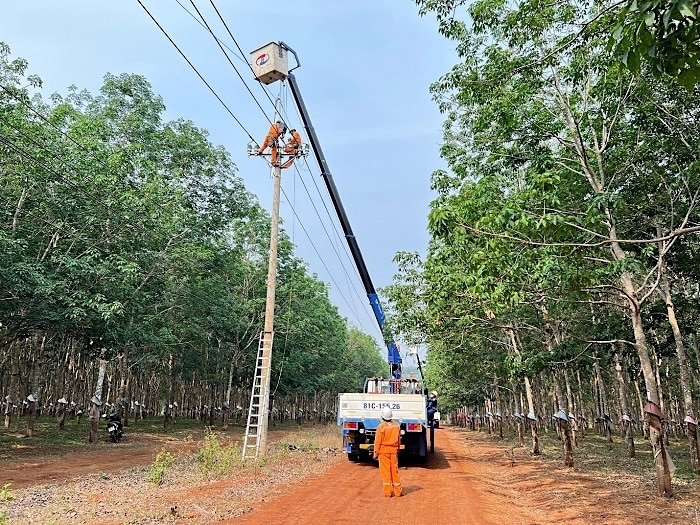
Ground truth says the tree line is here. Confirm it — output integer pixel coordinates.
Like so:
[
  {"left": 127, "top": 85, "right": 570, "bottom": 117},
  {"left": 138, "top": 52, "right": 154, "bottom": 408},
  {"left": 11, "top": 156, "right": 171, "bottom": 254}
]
[
  {"left": 0, "top": 42, "right": 386, "bottom": 436},
  {"left": 384, "top": 0, "right": 700, "bottom": 496}
]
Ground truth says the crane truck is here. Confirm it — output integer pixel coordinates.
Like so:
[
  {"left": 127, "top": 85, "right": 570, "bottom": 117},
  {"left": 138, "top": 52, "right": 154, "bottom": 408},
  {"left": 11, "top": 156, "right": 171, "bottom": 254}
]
[{"left": 250, "top": 41, "right": 431, "bottom": 463}]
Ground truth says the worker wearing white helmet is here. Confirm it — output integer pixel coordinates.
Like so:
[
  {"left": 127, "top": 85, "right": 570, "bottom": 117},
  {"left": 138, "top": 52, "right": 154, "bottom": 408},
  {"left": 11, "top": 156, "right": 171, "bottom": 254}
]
[{"left": 372, "top": 406, "right": 402, "bottom": 497}]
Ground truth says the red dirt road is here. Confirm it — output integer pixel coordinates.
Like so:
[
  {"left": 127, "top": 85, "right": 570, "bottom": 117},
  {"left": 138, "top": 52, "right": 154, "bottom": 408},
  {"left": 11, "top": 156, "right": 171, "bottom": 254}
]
[
  {"left": 229, "top": 428, "right": 503, "bottom": 525},
  {"left": 227, "top": 428, "right": 696, "bottom": 525},
  {"left": 1, "top": 433, "right": 195, "bottom": 489}
]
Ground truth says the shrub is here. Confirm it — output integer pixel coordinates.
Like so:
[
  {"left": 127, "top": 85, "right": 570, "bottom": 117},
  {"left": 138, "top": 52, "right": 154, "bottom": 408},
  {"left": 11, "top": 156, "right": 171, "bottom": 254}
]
[
  {"left": 146, "top": 450, "right": 175, "bottom": 485},
  {"left": 0, "top": 483, "right": 14, "bottom": 525},
  {"left": 197, "top": 430, "right": 241, "bottom": 477}
]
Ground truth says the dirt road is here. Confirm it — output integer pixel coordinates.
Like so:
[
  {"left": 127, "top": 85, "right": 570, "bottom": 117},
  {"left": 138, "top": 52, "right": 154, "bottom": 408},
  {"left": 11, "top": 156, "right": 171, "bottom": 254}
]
[
  {"left": 2, "top": 426, "right": 698, "bottom": 524},
  {"left": 227, "top": 428, "right": 696, "bottom": 525},
  {"left": 229, "top": 428, "right": 509, "bottom": 525}
]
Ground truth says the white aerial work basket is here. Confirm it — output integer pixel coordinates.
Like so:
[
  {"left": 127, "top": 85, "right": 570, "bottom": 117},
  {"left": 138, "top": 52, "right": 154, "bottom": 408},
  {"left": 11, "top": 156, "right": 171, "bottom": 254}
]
[{"left": 250, "top": 42, "right": 289, "bottom": 84}]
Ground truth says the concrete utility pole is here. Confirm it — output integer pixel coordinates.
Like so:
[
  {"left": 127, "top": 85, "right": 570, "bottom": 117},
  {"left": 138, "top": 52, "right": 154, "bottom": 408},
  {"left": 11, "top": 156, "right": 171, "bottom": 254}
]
[
  {"left": 257, "top": 159, "right": 282, "bottom": 456},
  {"left": 243, "top": 41, "right": 308, "bottom": 460}
]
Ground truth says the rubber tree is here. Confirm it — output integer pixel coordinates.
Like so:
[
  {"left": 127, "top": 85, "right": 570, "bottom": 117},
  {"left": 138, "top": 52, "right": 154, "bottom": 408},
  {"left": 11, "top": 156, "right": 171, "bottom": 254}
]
[{"left": 415, "top": 0, "right": 700, "bottom": 495}]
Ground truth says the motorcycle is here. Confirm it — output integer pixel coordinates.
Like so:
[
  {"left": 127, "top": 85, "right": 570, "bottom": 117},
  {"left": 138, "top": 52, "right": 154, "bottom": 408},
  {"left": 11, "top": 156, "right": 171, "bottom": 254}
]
[{"left": 106, "top": 413, "right": 124, "bottom": 443}]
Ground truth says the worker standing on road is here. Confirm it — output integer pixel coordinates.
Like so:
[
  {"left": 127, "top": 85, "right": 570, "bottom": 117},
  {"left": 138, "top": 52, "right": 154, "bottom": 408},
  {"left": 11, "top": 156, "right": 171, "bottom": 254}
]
[
  {"left": 373, "top": 406, "right": 403, "bottom": 497},
  {"left": 427, "top": 390, "right": 439, "bottom": 453},
  {"left": 258, "top": 120, "right": 287, "bottom": 165}
]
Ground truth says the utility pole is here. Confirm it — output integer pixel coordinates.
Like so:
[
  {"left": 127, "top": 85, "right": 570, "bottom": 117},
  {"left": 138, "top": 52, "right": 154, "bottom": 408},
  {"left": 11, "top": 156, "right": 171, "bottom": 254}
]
[
  {"left": 257, "top": 159, "right": 282, "bottom": 456},
  {"left": 242, "top": 134, "right": 283, "bottom": 460},
  {"left": 243, "top": 42, "right": 307, "bottom": 460}
]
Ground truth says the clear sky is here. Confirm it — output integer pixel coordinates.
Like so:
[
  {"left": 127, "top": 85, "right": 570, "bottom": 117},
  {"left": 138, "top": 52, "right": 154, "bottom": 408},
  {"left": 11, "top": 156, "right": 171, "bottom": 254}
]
[{"left": 1, "top": 1, "right": 456, "bottom": 355}]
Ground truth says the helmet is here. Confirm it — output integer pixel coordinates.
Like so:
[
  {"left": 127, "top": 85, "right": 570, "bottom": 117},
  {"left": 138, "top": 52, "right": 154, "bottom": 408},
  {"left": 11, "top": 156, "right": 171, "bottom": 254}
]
[
  {"left": 381, "top": 406, "right": 393, "bottom": 421},
  {"left": 430, "top": 391, "right": 438, "bottom": 397}
]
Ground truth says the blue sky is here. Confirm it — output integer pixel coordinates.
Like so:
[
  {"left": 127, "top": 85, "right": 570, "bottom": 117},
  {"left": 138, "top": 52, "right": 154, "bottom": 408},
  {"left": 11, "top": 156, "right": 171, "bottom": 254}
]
[{"left": 1, "top": 1, "right": 456, "bottom": 355}]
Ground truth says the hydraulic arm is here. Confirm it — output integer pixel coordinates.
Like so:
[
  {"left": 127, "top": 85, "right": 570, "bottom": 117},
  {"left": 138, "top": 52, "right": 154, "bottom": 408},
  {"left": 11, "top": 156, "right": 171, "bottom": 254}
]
[{"left": 280, "top": 43, "right": 402, "bottom": 379}]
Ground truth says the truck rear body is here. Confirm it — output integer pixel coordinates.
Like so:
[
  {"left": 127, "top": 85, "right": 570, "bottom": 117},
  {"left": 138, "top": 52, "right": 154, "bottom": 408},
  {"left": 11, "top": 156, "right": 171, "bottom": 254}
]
[{"left": 338, "top": 379, "right": 428, "bottom": 462}]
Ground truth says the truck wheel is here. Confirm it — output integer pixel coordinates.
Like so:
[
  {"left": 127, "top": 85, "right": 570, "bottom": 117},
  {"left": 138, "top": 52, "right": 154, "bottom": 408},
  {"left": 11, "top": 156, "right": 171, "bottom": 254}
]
[{"left": 348, "top": 453, "right": 360, "bottom": 462}]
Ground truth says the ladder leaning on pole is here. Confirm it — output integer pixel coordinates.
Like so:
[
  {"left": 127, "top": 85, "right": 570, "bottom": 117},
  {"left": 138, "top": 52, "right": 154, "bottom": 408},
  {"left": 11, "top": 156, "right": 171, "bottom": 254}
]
[{"left": 242, "top": 331, "right": 273, "bottom": 460}]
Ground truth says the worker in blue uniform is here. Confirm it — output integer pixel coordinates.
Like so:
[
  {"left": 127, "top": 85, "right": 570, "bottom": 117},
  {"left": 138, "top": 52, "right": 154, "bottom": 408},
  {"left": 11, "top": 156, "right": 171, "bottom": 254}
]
[
  {"left": 427, "top": 390, "right": 438, "bottom": 453},
  {"left": 427, "top": 390, "right": 438, "bottom": 423}
]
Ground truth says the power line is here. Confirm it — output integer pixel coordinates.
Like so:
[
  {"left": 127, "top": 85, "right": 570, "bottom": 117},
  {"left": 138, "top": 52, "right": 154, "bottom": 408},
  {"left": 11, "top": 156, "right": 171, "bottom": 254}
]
[
  {"left": 170, "top": 2, "right": 378, "bottom": 334},
  {"left": 136, "top": 0, "right": 257, "bottom": 143},
  {"left": 142, "top": 1, "right": 385, "bottom": 339},
  {"left": 181, "top": 0, "right": 273, "bottom": 125}
]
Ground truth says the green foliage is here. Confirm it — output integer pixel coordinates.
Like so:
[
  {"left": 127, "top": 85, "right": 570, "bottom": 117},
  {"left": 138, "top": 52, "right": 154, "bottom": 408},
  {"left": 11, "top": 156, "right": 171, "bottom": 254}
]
[
  {"left": 408, "top": 0, "right": 700, "bottom": 414},
  {"left": 611, "top": 0, "right": 700, "bottom": 90},
  {"left": 271, "top": 426, "right": 339, "bottom": 454},
  {"left": 0, "top": 41, "right": 380, "bottom": 404},
  {"left": 146, "top": 450, "right": 175, "bottom": 485},
  {"left": 0, "top": 485, "right": 12, "bottom": 502},
  {"left": 0, "top": 484, "right": 13, "bottom": 525},
  {"left": 196, "top": 431, "right": 241, "bottom": 477}
]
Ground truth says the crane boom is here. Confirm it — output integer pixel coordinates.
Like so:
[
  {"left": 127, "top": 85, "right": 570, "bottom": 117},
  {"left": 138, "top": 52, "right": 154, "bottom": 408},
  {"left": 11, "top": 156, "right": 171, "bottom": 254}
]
[{"left": 281, "top": 46, "right": 402, "bottom": 379}]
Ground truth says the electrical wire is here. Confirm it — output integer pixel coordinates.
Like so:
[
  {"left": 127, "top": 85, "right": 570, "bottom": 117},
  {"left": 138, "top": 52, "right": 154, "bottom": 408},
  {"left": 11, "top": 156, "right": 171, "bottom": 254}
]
[
  {"left": 183, "top": 0, "right": 273, "bottom": 125},
  {"left": 166, "top": 1, "right": 379, "bottom": 334},
  {"left": 136, "top": 0, "right": 257, "bottom": 143}
]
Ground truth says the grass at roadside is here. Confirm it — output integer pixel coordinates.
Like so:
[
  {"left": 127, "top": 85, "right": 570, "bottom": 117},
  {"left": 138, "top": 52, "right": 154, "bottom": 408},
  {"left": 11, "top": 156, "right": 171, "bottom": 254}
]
[{"left": 0, "top": 414, "right": 325, "bottom": 457}]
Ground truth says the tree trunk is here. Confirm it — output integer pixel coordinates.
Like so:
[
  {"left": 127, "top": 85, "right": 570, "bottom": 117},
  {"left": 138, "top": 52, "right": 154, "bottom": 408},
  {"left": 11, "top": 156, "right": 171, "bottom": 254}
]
[
  {"left": 164, "top": 353, "right": 173, "bottom": 430},
  {"left": 223, "top": 360, "right": 235, "bottom": 430},
  {"left": 3, "top": 394, "right": 12, "bottom": 429},
  {"left": 576, "top": 370, "right": 586, "bottom": 439},
  {"left": 560, "top": 419, "right": 574, "bottom": 467},
  {"left": 648, "top": 413, "right": 673, "bottom": 497},
  {"left": 613, "top": 350, "right": 635, "bottom": 457},
  {"left": 525, "top": 376, "right": 539, "bottom": 455},
  {"left": 593, "top": 358, "right": 612, "bottom": 442},
  {"left": 89, "top": 356, "right": 108, "bottom": 443},
  {"left": 89, "top": 401, "right": 100, "bottom": 443},
  {"left": 660, "top": 264, "right": 698, "bottom": 471},
  {"left": 26, "top": 400, "right": 36, "bottom": 437},
  {"left": 57, "top": 403, "right": 66, "bottom": 429},
  {"left": 687, "top": 423, "right": 700, "bottom": 472},
  {"left": 516, "top": 417, "right": 525, "bottom": 447}
]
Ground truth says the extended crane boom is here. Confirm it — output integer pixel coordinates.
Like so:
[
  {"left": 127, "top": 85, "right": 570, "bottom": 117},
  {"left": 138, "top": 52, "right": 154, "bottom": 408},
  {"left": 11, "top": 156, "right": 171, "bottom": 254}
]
[{"left": 280, "top": 42, "right": 402, "bottom": 380}]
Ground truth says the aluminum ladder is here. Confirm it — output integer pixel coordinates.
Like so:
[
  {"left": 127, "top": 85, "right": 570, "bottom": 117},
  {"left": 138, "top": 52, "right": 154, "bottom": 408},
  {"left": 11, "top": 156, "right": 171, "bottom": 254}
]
[{"left": 242, "top": 331, "right": 273, "bottom": 460}]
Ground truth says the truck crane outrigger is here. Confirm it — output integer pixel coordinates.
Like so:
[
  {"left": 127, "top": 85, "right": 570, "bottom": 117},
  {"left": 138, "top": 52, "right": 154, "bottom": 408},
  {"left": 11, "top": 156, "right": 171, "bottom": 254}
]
[{"left": 250, "top": 41, "right": 429, "bottom": 462}]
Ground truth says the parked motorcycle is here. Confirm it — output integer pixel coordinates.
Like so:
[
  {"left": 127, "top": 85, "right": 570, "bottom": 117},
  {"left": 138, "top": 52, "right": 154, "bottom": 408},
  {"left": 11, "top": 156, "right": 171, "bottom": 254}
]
[{"left": 106, "top": 413, "right": 124, "bottom": 443}]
